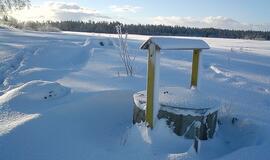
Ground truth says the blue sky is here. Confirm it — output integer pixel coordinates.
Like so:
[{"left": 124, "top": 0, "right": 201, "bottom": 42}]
[{"left": 12, "top": 0, "right": 270, "bottom": 30}]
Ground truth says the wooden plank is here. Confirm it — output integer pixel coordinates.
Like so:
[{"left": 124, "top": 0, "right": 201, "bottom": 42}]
[{"left": 191, "top": 49, "right": 201, "bottom": 88}]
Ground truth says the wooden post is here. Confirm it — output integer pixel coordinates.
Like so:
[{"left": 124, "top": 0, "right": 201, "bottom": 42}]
[
  {"left": 146, "top": 43, "right": 160, "bottom": 128},
  {"left": 193, "top": 121, "right": 201, "bottom": 153},
  {"left": 191, "top": 49, "right": 201, "bottom": 88}
]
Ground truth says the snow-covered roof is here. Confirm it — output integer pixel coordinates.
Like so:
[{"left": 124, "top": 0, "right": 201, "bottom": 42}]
[{"left": 140, "top": 37, "right": 210, "bottom": 50}]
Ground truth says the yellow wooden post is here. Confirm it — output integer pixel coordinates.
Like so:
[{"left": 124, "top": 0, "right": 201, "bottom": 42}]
[
  {"left": 191, "top": 49, "right": 201, "bottom": 88},
  {"left": 146, "top": 43, "right": 159, "bottom": 128}
]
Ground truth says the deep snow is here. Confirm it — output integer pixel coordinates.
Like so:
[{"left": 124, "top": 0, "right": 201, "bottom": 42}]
[{"left": 0, "top": 28, "right": 270, "bottom": 160}]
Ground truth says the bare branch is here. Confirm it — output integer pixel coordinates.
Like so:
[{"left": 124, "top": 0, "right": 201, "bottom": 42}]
[{"left": 116, "top": 24, "right": 136, "bottom": 76}]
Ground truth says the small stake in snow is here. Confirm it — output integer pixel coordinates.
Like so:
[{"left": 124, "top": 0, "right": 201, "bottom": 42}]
[{"left": 140, "top": 37, "right": 209, "bottom": 129}]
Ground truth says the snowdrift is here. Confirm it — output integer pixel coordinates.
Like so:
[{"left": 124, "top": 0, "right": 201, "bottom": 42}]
[
  {"left": 0, "top": 28, "right": 270, "bottom": 160},
  {"left": 1, "top": 80, "right": 70, "bottom": 106},
  {"left": 0, "top": 80, "right": 70, "bottom": 136}
]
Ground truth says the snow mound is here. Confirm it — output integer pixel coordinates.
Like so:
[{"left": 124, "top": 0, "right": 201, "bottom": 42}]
[
  {"left": 21, "top": 44, "right": 89, "bottom": 69},
  {"left": 134, "top": 87, "right": 220, "bottom": 111},
  {"left": 0, "top": 80, "right": 70, "bottom": 108},
  {"left": 0, "top": 80, "right": 70, "bottom": 136}
]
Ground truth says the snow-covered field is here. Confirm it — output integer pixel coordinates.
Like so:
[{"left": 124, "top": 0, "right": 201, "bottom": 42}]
[{"left": 0, "top": 28, "right": 270, "bottom": 160}]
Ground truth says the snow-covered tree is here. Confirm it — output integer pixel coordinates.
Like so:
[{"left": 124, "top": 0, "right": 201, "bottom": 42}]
[{"left": 0, "top": 0, "right": 30, "bottom": 14}]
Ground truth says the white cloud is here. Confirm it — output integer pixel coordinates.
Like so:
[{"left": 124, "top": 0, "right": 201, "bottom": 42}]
[
  {"left": 153, "top": 16, "right": 270, "bottom": 31},
  {"left": 109, "top": 5, "right": 142, "bottom": 13},
  {"left": 10, "top": 2, "right": 110, "bottom": 22}
]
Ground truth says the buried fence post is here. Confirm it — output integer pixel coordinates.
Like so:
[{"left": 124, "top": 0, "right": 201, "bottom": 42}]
[
  {"left": 191, "top": 49, "right": 201, "bottom": 88},
  {"left": 146, "top": 43, "right": 160, "bottom": 129}
]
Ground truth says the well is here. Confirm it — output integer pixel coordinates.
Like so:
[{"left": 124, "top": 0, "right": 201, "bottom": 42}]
[
  {"left": 133, "top": 87, "right": 219, "bottom": 140},
  {"left": 133, "top": 37, "right": 220, "bottom": 140}
]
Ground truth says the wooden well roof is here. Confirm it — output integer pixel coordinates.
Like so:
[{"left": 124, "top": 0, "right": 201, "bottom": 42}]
[{"left": 140, "top": 37, "right": 210, "bottom": 50}]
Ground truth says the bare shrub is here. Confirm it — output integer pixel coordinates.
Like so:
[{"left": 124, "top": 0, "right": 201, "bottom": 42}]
[{"left": 116, "top": 25, "right": 135, "bottom": 76}]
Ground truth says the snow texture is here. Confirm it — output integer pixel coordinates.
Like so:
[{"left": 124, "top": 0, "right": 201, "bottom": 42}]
[
  {"left": 0, "top": 28, "right": 270, "bottom": 160},
  {"left": 134, "top": 87, "right": 220, "bottom": 110}
]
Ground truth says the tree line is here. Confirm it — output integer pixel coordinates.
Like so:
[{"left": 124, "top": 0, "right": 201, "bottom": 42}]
[{"left": 3, "top": 18, "right": 270, "bottom": 41}]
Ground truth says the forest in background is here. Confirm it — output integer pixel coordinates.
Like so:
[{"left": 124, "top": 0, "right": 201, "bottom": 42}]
[{"left": 2, "top": 17, "right": 270, "bottom": 40}]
